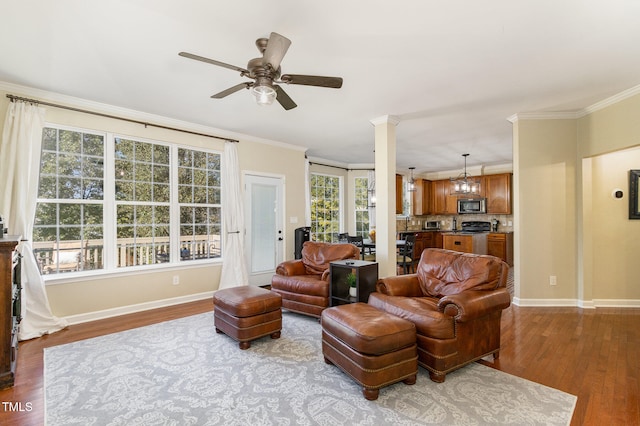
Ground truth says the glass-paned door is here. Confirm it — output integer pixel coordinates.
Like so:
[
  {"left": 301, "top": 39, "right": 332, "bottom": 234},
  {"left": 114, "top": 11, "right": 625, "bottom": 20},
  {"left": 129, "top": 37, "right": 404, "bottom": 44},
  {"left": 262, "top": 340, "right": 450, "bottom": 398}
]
[{"left": 244, "top": 174, "right": 284, "bottom": 286}]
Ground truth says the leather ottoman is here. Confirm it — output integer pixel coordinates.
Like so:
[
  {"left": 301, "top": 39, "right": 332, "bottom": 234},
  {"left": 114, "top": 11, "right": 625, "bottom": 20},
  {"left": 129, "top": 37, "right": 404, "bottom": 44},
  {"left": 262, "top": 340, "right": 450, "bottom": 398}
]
[
  {"left": 321, "top": 302, "right": 418, "bottom": 400},
  {"left": 213, "top": 286, "right": 282, "bottom": 350}
]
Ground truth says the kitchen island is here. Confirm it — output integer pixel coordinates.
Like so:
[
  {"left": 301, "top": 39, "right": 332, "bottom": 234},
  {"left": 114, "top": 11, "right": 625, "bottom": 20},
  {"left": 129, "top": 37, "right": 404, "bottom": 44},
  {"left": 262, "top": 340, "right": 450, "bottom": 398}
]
[{"left": 442, "top": 232, "right": 488, "bottom": 254}]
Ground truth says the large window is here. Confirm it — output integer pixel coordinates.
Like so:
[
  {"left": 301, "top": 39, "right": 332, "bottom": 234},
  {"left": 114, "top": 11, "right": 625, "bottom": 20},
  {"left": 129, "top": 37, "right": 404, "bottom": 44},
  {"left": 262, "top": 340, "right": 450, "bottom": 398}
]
[
  {"left": 310, "top": 173, "right": 341, "bottom": 242},
  {"left": 33, "top": 125, "right": 222, "bottom": 276},
  {"left": 354, "top": 177, "right": 370, "bottom": 238}
]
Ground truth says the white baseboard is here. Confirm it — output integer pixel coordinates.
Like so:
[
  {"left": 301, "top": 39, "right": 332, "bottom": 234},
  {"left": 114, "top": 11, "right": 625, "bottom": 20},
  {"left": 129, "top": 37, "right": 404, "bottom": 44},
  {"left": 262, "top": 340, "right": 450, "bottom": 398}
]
[
  {"left": 63, "top": 291, "right": 214, "bottom": 325},
  {"left": 512, "top": 297, "right": 639, "bottom": 308},
  {"left": 512, "top": 298, "right": 584, "bottom": 307},
  {"left": 592, "top": 299, "right": 640, "bottom": 308}
]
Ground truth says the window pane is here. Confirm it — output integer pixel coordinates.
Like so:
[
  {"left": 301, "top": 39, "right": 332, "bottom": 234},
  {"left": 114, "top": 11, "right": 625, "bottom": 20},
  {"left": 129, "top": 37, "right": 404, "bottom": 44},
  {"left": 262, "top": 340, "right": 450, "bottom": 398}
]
[
  {"left": 58, "top": 154, "right": 81, "bottom": 176},
  {"left": 135, "top": 163, "right": 152, "bottom": 182},
  {"left": 59, "top": 130, "right": 81, "bottom": 153},
  {"left": 83, "top": 179, "right": 104, "bottom": 200},
  {"left": 154, "top": 165, "right": 170, "bottom": 184},
  {"left": 179, "top": 185, "right": 192, "bottom": 203},
  {"left": 154, "top": 145, "right": 169, "bottom": 164},
  {"left": 83, "top": 133, "right": 104, "bottom": 156},
  {"left": 115, "top": 138, "right": 133, "bottom": 160},
  {"left": 42, "top": 128, "right": 57, "bottom": 150},
  {"left": 178, "top": 148, "right": 221, "bottom": 261},
  {"left": 354, "top": 177, "right": 370, "bottom": 238},
  {"left": 154, "top": 184, "right": 170, "bottom": 203},
  {"left": 310, "top": 173, "right": 341, "bottom": 243},
  {"left": 38, "top": 176, "right": 57, "bottom": 199},
  {"left": 135, "top": 141, "right": 152, "bottom": 162}
]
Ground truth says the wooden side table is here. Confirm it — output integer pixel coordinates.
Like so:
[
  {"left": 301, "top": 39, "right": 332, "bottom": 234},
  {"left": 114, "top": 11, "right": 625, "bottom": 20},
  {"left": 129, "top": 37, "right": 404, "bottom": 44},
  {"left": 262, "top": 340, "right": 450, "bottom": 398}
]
[{"left": 329, "top": 260, "right": 378, "bottom": 306}]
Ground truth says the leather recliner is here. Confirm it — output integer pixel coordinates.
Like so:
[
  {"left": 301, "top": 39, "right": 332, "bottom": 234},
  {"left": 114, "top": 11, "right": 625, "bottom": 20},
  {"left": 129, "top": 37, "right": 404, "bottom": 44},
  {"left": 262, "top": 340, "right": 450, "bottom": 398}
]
[
  {"left": 368, "top": 248, "right": 511, "bottom": 383},
  {"left": 271, "top": 241, "right": 360, "bottom": 318}
]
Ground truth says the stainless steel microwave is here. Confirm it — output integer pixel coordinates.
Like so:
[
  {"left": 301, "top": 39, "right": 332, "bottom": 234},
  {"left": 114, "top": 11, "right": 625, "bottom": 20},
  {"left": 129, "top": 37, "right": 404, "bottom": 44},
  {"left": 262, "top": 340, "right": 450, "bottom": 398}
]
[{"left": 457, "top": 198, "right": 486, "bottom": 214}]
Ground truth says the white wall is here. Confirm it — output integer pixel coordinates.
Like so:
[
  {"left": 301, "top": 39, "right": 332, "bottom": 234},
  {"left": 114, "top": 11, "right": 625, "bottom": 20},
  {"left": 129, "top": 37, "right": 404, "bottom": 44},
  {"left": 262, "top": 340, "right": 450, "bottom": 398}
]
[{"left": 514, "top": 87, "right": 640, "bottom": 307}]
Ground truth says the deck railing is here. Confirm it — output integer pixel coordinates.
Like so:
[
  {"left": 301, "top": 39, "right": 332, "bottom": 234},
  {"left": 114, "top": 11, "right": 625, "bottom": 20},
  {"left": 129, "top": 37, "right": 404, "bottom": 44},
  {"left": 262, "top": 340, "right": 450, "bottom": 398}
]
[{"left": 33, "top": 235, "right": 221, "bottom": 274}]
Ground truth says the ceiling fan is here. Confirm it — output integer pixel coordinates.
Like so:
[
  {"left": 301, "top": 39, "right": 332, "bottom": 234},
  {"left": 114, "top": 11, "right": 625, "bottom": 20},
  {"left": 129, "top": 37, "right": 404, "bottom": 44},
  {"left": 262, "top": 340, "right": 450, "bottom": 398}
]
[{"left": 179, "top": 32, "right": 343, "bottom": 110}]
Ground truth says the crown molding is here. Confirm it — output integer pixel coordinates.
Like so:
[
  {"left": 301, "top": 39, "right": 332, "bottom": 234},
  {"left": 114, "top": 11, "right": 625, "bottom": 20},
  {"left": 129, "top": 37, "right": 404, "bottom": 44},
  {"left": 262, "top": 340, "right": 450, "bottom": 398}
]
[
  {"left": 508, "top": 83, "right": 640, "bottom": 123},
  {"left": 369, "top": 115, "right": 401, "bottom": 126},
  {"left": 507, "top": 111, "right": 581, "bottom": 123},
  {"left": 580, "top": 83, "right": 640, "bottom": 116}
]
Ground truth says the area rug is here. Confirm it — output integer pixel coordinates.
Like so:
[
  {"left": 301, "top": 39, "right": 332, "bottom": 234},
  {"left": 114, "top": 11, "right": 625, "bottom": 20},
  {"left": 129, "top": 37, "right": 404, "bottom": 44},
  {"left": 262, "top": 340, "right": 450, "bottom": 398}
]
[{"left": 44, "top": 311, "right": 576, "bottom": 425}]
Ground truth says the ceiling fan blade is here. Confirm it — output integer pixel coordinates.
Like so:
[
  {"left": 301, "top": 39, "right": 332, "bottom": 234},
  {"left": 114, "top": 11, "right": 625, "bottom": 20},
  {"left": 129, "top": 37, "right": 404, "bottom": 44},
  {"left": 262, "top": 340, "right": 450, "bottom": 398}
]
[
  {"left": 179, "top": 52, "right": 249, "bottom": 74},
  {"left": 274, "top": 85, "right": 297, "bottom": 110},
  {"left": 280, "top": 74, "right": 343, "bottom": 88},
  {"left": 211, "top": 82, "right": 253, "bottom": 99},
  {"left": 262, "top": 32, "right": 291, "bottom": 71}
]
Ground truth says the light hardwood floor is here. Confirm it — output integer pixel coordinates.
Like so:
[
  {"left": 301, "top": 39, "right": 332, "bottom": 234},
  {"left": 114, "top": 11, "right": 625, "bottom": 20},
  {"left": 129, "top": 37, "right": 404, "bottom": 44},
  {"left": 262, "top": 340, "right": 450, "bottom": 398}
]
[{"left": 0, "top": 300, "right": 638, "bottom": 425}]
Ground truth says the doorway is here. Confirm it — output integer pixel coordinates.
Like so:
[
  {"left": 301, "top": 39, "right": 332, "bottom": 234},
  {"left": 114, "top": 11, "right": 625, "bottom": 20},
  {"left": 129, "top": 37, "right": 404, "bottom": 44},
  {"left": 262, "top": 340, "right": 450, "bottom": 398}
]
[{"left": 244, "top": 174, "right": 284, "bottom": 286}]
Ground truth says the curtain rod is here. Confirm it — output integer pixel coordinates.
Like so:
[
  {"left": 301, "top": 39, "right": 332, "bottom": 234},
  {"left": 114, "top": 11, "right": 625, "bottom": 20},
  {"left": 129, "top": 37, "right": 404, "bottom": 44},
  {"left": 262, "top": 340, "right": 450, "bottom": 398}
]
[
  {"left": 6, "top": 94, "right": 238, "bottom": 143},
  {"left": 309, "top": 161, "right": 373, "bottom": 172}
]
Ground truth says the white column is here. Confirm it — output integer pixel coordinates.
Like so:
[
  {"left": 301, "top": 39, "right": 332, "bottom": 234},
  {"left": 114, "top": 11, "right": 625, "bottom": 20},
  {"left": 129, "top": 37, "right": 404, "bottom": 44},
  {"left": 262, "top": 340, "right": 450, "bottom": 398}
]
[{"left": 370, "top": 115, "right": 400, "bottom": 278}]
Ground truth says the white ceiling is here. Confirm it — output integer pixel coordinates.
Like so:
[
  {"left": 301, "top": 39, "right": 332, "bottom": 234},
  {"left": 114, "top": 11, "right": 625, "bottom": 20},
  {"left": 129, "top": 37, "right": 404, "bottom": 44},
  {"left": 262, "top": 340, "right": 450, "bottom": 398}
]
[{"left": 2, "top": 1, "right": 640, "bottom": 174}]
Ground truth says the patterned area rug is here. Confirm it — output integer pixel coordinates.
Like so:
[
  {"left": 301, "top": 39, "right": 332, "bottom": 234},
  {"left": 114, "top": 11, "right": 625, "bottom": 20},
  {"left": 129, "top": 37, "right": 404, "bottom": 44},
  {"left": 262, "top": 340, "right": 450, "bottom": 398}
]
[{"left": 45, "top": 311, "right": 576, "bottom": 425}]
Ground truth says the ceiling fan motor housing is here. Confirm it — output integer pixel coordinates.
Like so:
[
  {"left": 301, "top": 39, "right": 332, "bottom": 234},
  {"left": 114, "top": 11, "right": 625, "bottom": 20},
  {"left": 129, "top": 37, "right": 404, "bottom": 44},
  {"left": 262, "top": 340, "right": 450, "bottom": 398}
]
[{"left": 246, "top": 57, "right": 280, "bottom": 81}]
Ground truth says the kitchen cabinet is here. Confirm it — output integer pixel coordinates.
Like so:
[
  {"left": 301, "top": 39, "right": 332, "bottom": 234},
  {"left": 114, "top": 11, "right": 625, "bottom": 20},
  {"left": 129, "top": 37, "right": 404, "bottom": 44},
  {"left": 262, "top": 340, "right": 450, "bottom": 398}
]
[
  {"left": 414, "top": 232, "right": 431, "bottom": 259},
  {"left": 442, "top": 233, "right": 487, "bottom": 254},
  {"left": 429, "top": 173, "right": 512, "bottom": 215},
  {"left": 412, "top": 179, "right": 432, "bottom": 216},
  {"left": 397, "top": 231, "right": 443, "bottom": 260},
  {"left": 396, "top": 174, "right": 403, "bottom": 214},
  {"left": 487, "top": 232, "right": 513, "bottom": 266},
  {"left": 433, "top": 231, "right": 443, "bottom": 248},
  {"left": 432, "top": 179, "right": 457, "bottom": 215},
  {"left": 485, "top": 173, "right": 512, "bottom": 214}
]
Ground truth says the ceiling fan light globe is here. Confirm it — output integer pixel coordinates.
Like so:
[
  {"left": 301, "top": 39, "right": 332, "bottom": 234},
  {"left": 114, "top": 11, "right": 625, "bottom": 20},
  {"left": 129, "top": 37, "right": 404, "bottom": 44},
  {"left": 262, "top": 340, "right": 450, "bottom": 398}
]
[{"left": 251, "top": 85, "right": 277, "bottom": 106}]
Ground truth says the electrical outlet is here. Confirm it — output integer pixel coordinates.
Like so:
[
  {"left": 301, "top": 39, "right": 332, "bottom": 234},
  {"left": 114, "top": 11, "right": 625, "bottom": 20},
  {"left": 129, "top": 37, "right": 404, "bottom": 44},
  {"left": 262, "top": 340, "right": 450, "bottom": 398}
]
[
  {"left": 173, "top": 275, "right": 180, "bottom": 285},
  {"left": 549, "top": 275, "right": 557, "bottom": 286}
]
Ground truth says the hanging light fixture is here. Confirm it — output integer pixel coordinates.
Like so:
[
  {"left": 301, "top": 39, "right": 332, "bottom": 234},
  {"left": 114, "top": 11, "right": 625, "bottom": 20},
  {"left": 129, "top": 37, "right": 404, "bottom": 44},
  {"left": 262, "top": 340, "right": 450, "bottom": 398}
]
[
  {"left": 450, "top": 154, "right": 481, "bottom": 196},
  {"left": 368, "top": 183, "right": 376, "bottom": 207},
  {"left": 251, "top": 77, "right": 277, "bottom": 106},
  {"left": 408, "top": 167, "right": 416, "bottom": 192}
]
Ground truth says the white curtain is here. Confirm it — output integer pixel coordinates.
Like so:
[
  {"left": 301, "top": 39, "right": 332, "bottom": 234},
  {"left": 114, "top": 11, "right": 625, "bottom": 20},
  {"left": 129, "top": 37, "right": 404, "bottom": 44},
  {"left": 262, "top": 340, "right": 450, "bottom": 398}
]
[
  {"left": 219, "top": 141, "right": 249, "bottom": 289},
  {"left": 0, "top": 101, "right": 68, "bottom": 340},
  {"left": 305, "top": 158, "right": 311, "bottom": 226}
]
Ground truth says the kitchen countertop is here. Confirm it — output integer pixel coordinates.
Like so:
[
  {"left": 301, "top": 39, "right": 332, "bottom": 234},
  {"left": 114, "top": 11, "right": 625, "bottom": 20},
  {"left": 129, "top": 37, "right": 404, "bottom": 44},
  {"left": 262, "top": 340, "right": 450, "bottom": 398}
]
[{"left": 398, "top": 229, "right": 514, "bottom": 234}]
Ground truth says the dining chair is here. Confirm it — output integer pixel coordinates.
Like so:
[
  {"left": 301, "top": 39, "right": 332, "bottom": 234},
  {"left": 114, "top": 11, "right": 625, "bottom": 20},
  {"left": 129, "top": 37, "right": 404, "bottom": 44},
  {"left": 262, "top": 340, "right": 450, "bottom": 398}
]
[
  {"left": 347, "top": 235, "right": 376, "bottom": 261},
  {"left": 396, "top": 233, "right": 416, "bottom": 274}
]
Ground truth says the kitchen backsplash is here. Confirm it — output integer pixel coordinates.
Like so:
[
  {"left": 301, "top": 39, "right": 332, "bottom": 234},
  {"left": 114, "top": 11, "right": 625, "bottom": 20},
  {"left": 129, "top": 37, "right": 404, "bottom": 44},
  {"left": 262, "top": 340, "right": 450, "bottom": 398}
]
[{"left": 396, "top": 214, "right": 514, "bottom": 232}]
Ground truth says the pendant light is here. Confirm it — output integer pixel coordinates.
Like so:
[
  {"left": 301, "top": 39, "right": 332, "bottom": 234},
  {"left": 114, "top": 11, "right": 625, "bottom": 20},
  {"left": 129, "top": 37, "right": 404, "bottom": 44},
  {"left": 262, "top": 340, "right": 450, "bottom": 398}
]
[
  {"left": 450, "top": 154, "right": 481, "bottom": 196},
  {"left": 408, "top": 167, "right": 416, "bottom": 192}
]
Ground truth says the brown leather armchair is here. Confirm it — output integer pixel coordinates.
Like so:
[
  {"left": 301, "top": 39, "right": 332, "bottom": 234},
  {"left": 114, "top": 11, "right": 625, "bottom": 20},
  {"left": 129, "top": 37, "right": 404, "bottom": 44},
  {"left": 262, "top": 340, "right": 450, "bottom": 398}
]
[
  {"left": 271, "top": 241, "right": 360, "bottom": 318},
  {"left": 368, "top": 248, "right": 511, "bottom": 383}
]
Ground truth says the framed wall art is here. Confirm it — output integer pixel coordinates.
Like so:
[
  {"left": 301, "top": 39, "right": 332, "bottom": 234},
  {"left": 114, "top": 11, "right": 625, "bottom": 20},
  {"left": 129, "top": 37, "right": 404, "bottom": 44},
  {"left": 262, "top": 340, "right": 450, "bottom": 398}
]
[{"left": 630, "top": 169, "right": 640, "bottom": 219}]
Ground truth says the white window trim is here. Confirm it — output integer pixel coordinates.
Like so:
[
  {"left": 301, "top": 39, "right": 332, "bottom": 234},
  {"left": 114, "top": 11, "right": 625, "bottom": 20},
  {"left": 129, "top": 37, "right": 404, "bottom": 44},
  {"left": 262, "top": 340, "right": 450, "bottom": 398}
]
[{"left": 38, "top": 125, "right": 224, "bottom": 284}]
